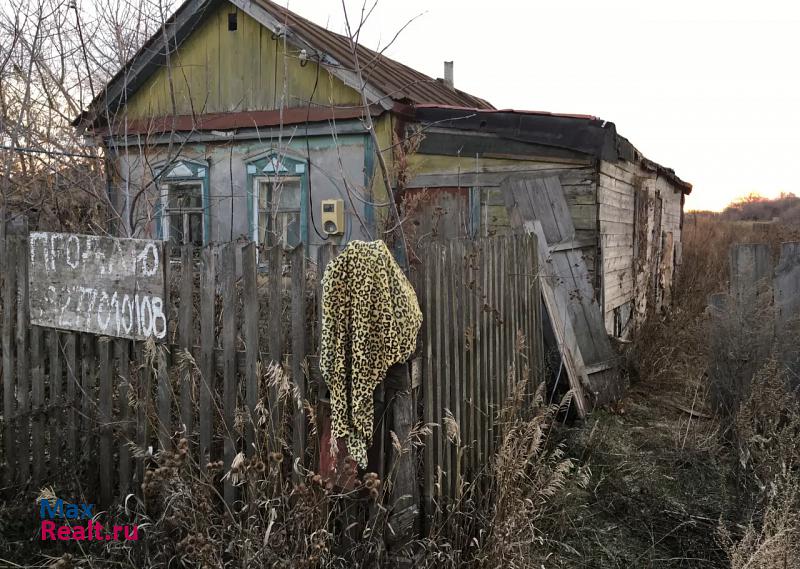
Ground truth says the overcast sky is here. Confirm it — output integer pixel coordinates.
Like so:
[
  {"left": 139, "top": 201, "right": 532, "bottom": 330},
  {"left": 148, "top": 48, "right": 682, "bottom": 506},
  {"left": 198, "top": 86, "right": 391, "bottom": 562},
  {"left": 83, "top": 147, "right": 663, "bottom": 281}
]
[{"left": 280, "top": 0, "right": 800, "bottom": 211}]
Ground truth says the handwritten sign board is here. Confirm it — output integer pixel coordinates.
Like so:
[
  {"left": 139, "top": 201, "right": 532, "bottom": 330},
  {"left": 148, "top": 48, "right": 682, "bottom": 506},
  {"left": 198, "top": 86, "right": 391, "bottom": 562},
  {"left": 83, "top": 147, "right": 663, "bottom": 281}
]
[{"left": 28, "top": 232, "right": 167, "bottom": 340}]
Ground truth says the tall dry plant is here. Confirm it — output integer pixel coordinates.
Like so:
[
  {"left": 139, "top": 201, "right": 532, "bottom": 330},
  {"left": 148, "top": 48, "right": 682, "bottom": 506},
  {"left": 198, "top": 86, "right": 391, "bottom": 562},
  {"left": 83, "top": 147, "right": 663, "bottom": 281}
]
[{"left": 718, "top": 359, "right": 800, "bottom": 568}]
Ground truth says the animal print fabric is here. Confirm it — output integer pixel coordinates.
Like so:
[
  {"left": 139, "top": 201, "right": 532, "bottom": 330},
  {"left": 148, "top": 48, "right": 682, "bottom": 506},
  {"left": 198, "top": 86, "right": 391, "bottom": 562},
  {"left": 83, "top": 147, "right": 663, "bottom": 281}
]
[{"left": 320, "top": 240, "right": 422, "bottom": 468}]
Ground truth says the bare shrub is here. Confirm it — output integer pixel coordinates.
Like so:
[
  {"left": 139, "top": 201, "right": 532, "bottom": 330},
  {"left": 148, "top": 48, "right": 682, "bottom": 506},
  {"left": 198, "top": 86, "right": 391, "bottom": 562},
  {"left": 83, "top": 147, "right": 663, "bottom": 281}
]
[{"left": 718, "top": 359, "right": 800, "bottom": 567}]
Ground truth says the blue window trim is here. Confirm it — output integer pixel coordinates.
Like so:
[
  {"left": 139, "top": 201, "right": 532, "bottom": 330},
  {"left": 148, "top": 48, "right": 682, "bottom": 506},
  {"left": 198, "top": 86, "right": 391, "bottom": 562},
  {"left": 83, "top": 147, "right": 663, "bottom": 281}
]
[
  {"left": 363, "top": 134, "right": 375, "bottom": 232},
  {"left": 152, "top": 158, "right": 211, "bottom": 244},
  {"left": 245, "top": 149, "right": 309, "bottom": 248}
]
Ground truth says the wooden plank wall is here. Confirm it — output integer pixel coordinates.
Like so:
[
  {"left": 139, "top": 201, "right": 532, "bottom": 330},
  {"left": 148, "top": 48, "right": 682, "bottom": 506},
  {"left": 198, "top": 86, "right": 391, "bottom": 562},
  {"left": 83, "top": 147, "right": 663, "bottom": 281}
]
[
  {"left": 598, "top": 160, "right": 685, "bottom": 336},
  {"left": 410, "top": 234, "right": 543, "bottom": 523}
]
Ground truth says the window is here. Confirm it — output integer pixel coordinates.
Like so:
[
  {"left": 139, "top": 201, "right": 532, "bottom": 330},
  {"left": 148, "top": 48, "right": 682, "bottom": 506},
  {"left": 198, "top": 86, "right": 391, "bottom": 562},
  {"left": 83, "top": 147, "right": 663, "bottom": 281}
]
[
  {"left": 162, "top": 182, "right": 205, "bottom": 248},
  {"left": 254, "top": 176, "right": 302, "bottom": 247},
  {"left": 246, "top": 151, "right": 307, "bottom": 250},
  {"left": 154, "top": 159, "right": 208, "bottom": 249}
]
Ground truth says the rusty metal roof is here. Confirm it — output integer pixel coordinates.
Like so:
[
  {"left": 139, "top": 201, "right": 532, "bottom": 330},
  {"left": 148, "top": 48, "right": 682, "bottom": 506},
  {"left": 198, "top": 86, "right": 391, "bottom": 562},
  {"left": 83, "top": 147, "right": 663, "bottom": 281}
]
[{"left": 251, "top": 0, "right": 494, "bottom": 110}]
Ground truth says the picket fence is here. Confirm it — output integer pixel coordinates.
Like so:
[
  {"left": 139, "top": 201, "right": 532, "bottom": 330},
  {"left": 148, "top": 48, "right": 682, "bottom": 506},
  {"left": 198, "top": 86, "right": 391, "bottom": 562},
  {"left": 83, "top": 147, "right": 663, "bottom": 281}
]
[{"left": 0, "top": 229, "right": 544, "bottom": 534}]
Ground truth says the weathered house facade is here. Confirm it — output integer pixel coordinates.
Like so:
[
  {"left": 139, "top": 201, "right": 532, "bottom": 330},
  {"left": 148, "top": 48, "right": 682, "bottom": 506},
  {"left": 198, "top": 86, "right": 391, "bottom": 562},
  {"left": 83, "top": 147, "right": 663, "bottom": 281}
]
[{"left": 76, "top": 0, "right": 691, "bottom": 344}]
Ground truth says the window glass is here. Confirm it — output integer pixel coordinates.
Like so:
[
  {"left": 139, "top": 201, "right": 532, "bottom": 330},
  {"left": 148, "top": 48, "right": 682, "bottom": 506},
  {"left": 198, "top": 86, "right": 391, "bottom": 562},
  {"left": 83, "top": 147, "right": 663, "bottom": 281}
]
[
  {"left": 257, "top": 177, "right": 301, "bottom": 247},
  {"left": 163, "top": 182, "right": 204, "bottom": 248}
]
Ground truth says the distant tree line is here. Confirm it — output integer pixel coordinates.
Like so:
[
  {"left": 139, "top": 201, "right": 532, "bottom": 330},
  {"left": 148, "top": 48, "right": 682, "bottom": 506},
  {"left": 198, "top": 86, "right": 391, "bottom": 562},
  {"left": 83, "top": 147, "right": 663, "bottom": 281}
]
[{"left": 719, "top": 192, "right": 800, "bottom": 224}]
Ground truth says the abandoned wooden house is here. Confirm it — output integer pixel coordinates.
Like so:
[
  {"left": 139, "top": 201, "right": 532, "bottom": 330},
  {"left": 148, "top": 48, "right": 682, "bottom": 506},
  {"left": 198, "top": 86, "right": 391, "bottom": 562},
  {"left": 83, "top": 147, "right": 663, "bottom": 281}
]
[
  {"left": 0, "top": 0, "right": 697, "bottom": 548},
  {"left": 72, "top": 0, "right": 691, "bottom": 410}
]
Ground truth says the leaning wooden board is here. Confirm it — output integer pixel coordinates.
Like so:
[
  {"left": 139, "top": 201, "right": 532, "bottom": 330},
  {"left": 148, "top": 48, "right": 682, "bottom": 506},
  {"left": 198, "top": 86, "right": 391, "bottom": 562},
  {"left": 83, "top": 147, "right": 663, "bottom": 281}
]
[
  {"left": 28, "top": 232, "right": 167, "bottom": 340},
  {"left": 503, "top": 174, "right": 622, "bottom": 409}
]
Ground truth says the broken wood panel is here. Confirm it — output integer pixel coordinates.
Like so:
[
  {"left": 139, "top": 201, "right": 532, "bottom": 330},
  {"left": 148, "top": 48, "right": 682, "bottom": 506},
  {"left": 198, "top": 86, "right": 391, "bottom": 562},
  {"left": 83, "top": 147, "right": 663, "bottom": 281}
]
[
  {"left": 514, "top": 220, "right": 589, "bottom": 415},
  {"left": 504, "top": 175, "right": 616, "bottom": 402},
  {"left": 28, "top": 232, "right": 167, "bottom": 340}
]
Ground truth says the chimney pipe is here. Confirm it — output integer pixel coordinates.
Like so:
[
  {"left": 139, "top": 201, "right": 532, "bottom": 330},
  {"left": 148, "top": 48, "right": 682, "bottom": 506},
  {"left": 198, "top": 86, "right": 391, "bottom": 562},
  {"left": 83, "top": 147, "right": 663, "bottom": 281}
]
[{"left": 444, "top": 61, "right": 454, "bottom": 88}]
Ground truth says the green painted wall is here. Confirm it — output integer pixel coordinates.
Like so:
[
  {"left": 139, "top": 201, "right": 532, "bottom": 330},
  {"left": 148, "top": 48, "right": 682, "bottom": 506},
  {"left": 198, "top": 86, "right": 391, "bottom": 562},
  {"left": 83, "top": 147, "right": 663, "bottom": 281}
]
[{"left": 125, "top": 1, "right": 362, "bottom": 118}]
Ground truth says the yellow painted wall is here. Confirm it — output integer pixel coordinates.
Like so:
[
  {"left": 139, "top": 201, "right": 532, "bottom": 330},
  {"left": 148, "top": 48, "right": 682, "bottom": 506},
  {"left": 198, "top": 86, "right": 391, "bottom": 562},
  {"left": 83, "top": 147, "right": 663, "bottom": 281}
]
[{"left": 125, "top": 2, "right": 361, "bottom": 118}]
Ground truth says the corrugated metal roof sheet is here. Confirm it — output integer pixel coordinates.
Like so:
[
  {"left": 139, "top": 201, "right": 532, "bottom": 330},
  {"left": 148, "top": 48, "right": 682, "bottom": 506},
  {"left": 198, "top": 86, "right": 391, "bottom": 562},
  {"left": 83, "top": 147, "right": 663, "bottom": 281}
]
[{"left": 251, "top": 0, "right": 494, "bottom": 110}]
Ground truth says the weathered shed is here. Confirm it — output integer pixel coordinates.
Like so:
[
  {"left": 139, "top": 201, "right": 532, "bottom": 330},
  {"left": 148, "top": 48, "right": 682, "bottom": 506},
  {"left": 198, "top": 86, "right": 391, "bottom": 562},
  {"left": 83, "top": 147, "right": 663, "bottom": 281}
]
[{"left": 404, "top": 106, "right": 691, "bottom": 339}]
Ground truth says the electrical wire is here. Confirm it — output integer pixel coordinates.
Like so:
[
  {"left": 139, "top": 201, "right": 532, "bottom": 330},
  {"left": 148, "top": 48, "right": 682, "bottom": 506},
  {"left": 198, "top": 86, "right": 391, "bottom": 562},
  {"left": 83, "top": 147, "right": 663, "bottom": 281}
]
[{"left": 304, "top": 53, "right": 329, "bottom": 242}]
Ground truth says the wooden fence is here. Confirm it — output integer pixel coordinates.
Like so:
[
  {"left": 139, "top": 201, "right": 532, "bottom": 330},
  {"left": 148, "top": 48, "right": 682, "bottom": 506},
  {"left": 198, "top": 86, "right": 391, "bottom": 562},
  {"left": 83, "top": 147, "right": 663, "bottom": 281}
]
[
  {"left": 411, "top": 234, "right": 543, "bottom": 517},
  {"left": 0, "top": 229, "right": 544, "bottom": 531}
]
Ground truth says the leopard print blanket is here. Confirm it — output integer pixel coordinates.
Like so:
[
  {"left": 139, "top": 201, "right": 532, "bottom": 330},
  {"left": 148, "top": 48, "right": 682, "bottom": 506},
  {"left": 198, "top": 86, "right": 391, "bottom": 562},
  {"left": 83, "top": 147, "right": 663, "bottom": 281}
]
[{"left": 320, "top": 240, "right": 422, "bottom": 468}]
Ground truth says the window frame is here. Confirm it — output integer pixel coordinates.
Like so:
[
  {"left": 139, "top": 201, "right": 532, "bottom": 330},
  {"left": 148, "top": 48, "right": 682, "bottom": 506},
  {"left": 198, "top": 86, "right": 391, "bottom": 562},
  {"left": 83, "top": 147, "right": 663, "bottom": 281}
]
[
  {"left": 252, "top": 175, "right": 303, "bottom": 247},
  {"left": 245, "top": 150, "right": 309, "bottom": 250},
  {"left": 153, "top": 159, "right": 210, "bottom": 246},
  {"left": 160, "top": 180, "right": 206, "bottom": 249}
]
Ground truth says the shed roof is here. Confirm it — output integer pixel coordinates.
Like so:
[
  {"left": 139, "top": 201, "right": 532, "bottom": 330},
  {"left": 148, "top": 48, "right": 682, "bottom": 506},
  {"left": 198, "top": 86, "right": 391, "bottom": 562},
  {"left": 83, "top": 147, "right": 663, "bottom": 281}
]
[{"left": 413, "top": 105, "right": 693, "bottom": 194}]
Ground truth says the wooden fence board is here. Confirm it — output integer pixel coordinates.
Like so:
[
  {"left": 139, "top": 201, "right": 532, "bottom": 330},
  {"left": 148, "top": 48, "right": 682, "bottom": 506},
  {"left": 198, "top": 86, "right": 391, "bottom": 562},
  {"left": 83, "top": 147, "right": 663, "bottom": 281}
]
[
  {"left": 439, "top": 243, "right": 452, "bottom": 498},
  {"left": 221, "top": 243, "right": 237, "bottom": 504},
  {"left": 16, "top": 237, "right": 30, "bottom": 484},
  {"left": 31, "top": 325, "right": 44, "bottom": 484},
  {"left": 422, "top": 247, "right": 434, "bottom": 525},
  {"left": 48, "top": 331, "right": 62, "bottom": 473},
  {"left": 199, "top": 247, "right": 216, "bottom": 468},
  {"left": 291, "top": 245, "right": 307, "bottom": 474},
  {"left": 116, "top": 339, "right": 132, "bottom": 498},
  {"left": 99, "top": 337, "right": 113, "bottom": 506},
  {"left": 267, "top": 245, "right": 282, "bottom": 447},
  {"left": 3, "top": 236, "right": 17, "bottom": 486},
  {"left": 156, "top": 339, "right": 171, "bottom": 451},
  {"left": 242, "top": 243, "right": 259, "bottom": 457},
  {"left": 64, "top": 333, "right": 78, "bottom": 468},
  {"left": 434, "top": 244, "right": 444, "bottom": 499},
  {"left": 81, "top": 334, "right": 97, "bottom": 495},
  {"left": 179, "top": 245, "right": 194, "bottom": 435},
  {"left": 136, "top": 342, "right": 151, "bottom": 491}
]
